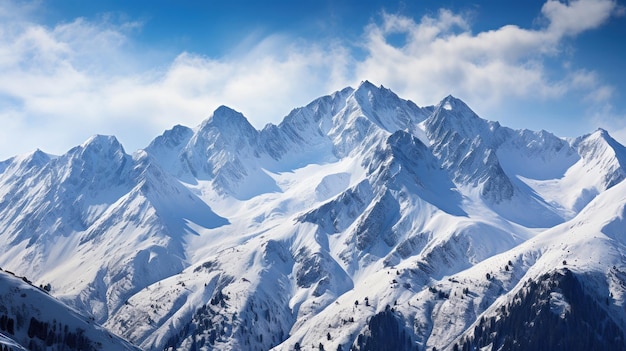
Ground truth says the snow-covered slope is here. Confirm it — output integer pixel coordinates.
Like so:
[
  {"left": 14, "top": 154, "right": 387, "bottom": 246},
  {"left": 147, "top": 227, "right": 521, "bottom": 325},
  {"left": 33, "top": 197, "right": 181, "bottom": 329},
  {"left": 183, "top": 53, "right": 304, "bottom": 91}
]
[
  {"left": 0, "top": 136, "right": 227, "bottom": 326},
  {"left": 0, "top": 268, "right": 139, "bottom": 351},
  {"left": 0, "top": 81, "right": 625, "bottom": 350}
]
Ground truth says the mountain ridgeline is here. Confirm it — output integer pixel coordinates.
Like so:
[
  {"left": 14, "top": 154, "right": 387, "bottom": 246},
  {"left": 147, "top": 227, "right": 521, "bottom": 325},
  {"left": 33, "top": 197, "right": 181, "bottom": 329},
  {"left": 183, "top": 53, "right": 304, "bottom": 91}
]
[{"left": 1, "top": 81, "right": 626, "bottom": 350}]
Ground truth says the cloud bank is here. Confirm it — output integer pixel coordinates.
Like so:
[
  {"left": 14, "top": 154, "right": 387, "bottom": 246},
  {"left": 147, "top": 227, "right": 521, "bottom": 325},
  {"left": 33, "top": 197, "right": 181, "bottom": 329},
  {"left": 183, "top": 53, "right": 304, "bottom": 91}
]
[{"left": 0, "top": 0, "right": 621, "bottom": 158}]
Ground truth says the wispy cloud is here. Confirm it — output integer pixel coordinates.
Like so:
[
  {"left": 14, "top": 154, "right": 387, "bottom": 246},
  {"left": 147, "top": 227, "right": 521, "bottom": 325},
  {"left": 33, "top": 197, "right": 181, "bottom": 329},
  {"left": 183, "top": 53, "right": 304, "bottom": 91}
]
[{"left": 0, "top": 0, "right": 621, "bottom": 159}]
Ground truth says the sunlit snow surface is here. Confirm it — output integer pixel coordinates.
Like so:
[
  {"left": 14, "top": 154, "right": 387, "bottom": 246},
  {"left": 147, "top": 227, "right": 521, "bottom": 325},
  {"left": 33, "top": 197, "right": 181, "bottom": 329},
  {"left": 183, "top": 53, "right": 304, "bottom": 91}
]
[{"left": 0, "top": 81, "right": 625, "bottom": 350}]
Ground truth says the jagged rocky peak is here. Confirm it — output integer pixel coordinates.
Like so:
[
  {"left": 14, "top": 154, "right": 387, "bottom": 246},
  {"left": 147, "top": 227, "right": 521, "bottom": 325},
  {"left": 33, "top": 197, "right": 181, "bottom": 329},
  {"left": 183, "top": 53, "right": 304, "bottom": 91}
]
[
  {"left": 347, "top": 80, "right": 426, "bottom": 132},
  {"left": 185, "top": 105, "right": 261, "bottom": 161},
  {"left": 300, "top": 85, "right": 355, "bottom": 121},
  {"left": 171, "top": 105, "right": 273, "bottom": 195},
  {"left": 141, "top": 125, "right": 196, "bottom": 183},
  {"left": 352, "top": 80, "right": 389, "bottom": 100},
  {"left": 256, "top": 82, "right": 411, "bottom": 163},
  {"left": 146, "top": 124, "right": 193, "bottom": 151},
  {"left": 576, "top": 128, "right": 626, "bottom": 159},
  {"left": 352, "top": 79, "right": 404, "bottom": 99},
  {"left": 59, "top": 134, "right": 130, "bottom": 181},
  {"left": 508, "top": 128, "right": 572, "bottom": 155},
  {"left": 574, "top": 128, "right": 626, "bottom": 189},
  {"left": 0, "top": 148, "right": 51, "bottom": 177},
  {"left": 425, "top": 94, "right": 499, "bottom": 143},
  {"left": 273, "top": 86, "right": 354, "bottom": 132},
  {"left": 200, "top": 105, "right": 259, "bottom": 139},
  {"left": 77, "top": 134, "right": 126, "bottom": 156},
  {"left": 18, "top": 148, "right": 52, "bottom": 165},
  {"left": 437, "top": 94, "right": 473, "bottom": 113},
  {"left": 57, "top": 135, "right": 130, "bottom": 182},
  {"left": 433, "top": 94, "right": 489, "bottom": 126},
  {"left": 422, "top": 98, "right": 515, "bottom": 204}
]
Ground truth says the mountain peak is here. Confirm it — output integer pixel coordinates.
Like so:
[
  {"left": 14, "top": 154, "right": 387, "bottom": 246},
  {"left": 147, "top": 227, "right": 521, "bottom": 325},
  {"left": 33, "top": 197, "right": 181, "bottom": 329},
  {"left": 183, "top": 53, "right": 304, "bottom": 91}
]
[
  {"left": 61, "top": 134, "right": 130, "bottom": 185},
  {"left": 146, "top": 124, "right": 193, "bottom": 152},
  {"left": 343, "top": 81, "right": 426, "bottom": 136},
  {"left": 577, "top": 128, "right": 620, "bottom": 148},
  {"left": 210, "top": 105, "right": 247, "bottom": 123},
  {"left": 83, "top": 134, "right": 119, "bottom": 144},
  {"left": 78, "top": 134, "right": 126, "bottom": 156},
  {"left": 22, "top": 148, "right": 52, "bottom": 167},
  {"left": 200, "top": 105, "right": 258, "bottom": 137},
  {"left": 577, "top": 127, "right": 626, "bottom": 167},
  {"left": 357, "top": 79, "right": 377, "bottom": 89},
  {"left": 19, "top": 148, "right": 51, "bottom": 163},
  {"left": 354, "top": 80, "right": 394, "bottom": 97},
  {"left": 0, "top": 148, "right": 51, "bottom": 176},
  {"left": 436, "top": 94, "right": 472, "bottom": 114},
  {"left": 425, "top": 95, "right": 488, "bottom": 143},
  {"left": 591, "top": 127, "right": 610, "bottom": 139}
]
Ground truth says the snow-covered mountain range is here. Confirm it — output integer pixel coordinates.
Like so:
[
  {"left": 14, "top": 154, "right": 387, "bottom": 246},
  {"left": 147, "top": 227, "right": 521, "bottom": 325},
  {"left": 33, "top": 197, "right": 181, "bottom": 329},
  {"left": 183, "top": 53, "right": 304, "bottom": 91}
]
[{"left": 1, "top": 81, "right": 625, "bottom": 350}]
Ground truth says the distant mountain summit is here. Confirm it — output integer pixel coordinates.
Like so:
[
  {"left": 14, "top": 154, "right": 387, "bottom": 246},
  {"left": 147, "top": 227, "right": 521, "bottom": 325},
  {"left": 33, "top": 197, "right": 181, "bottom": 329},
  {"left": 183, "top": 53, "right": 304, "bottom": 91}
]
[{"left": 1, "top": 81, "right": 625, "bottom": 351}]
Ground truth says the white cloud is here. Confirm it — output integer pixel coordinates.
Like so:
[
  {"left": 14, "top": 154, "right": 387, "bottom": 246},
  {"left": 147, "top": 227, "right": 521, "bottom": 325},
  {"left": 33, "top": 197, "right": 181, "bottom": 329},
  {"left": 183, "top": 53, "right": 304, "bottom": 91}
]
[
  {"left": 355, "top": 0, "right": 618, "bottom": 111},
  {"left": 542, "top": 0, "right": 617, "bottom": 37},
  {"left": 99, "top": 37, "right": 354, "bottom": 133},
  {"left": 0, "top": 0, "right": 621, "bottom": 159},
  {"left": 0, "top": 6, "right": 352, "bottom": 158}
]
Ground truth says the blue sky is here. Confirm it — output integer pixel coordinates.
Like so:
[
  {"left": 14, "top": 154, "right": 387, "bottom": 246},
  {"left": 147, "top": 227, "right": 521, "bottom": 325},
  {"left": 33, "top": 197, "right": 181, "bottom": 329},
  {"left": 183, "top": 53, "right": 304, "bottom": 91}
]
[{"left": 0, "top": 0, "right": 624, "bottom": 159}]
